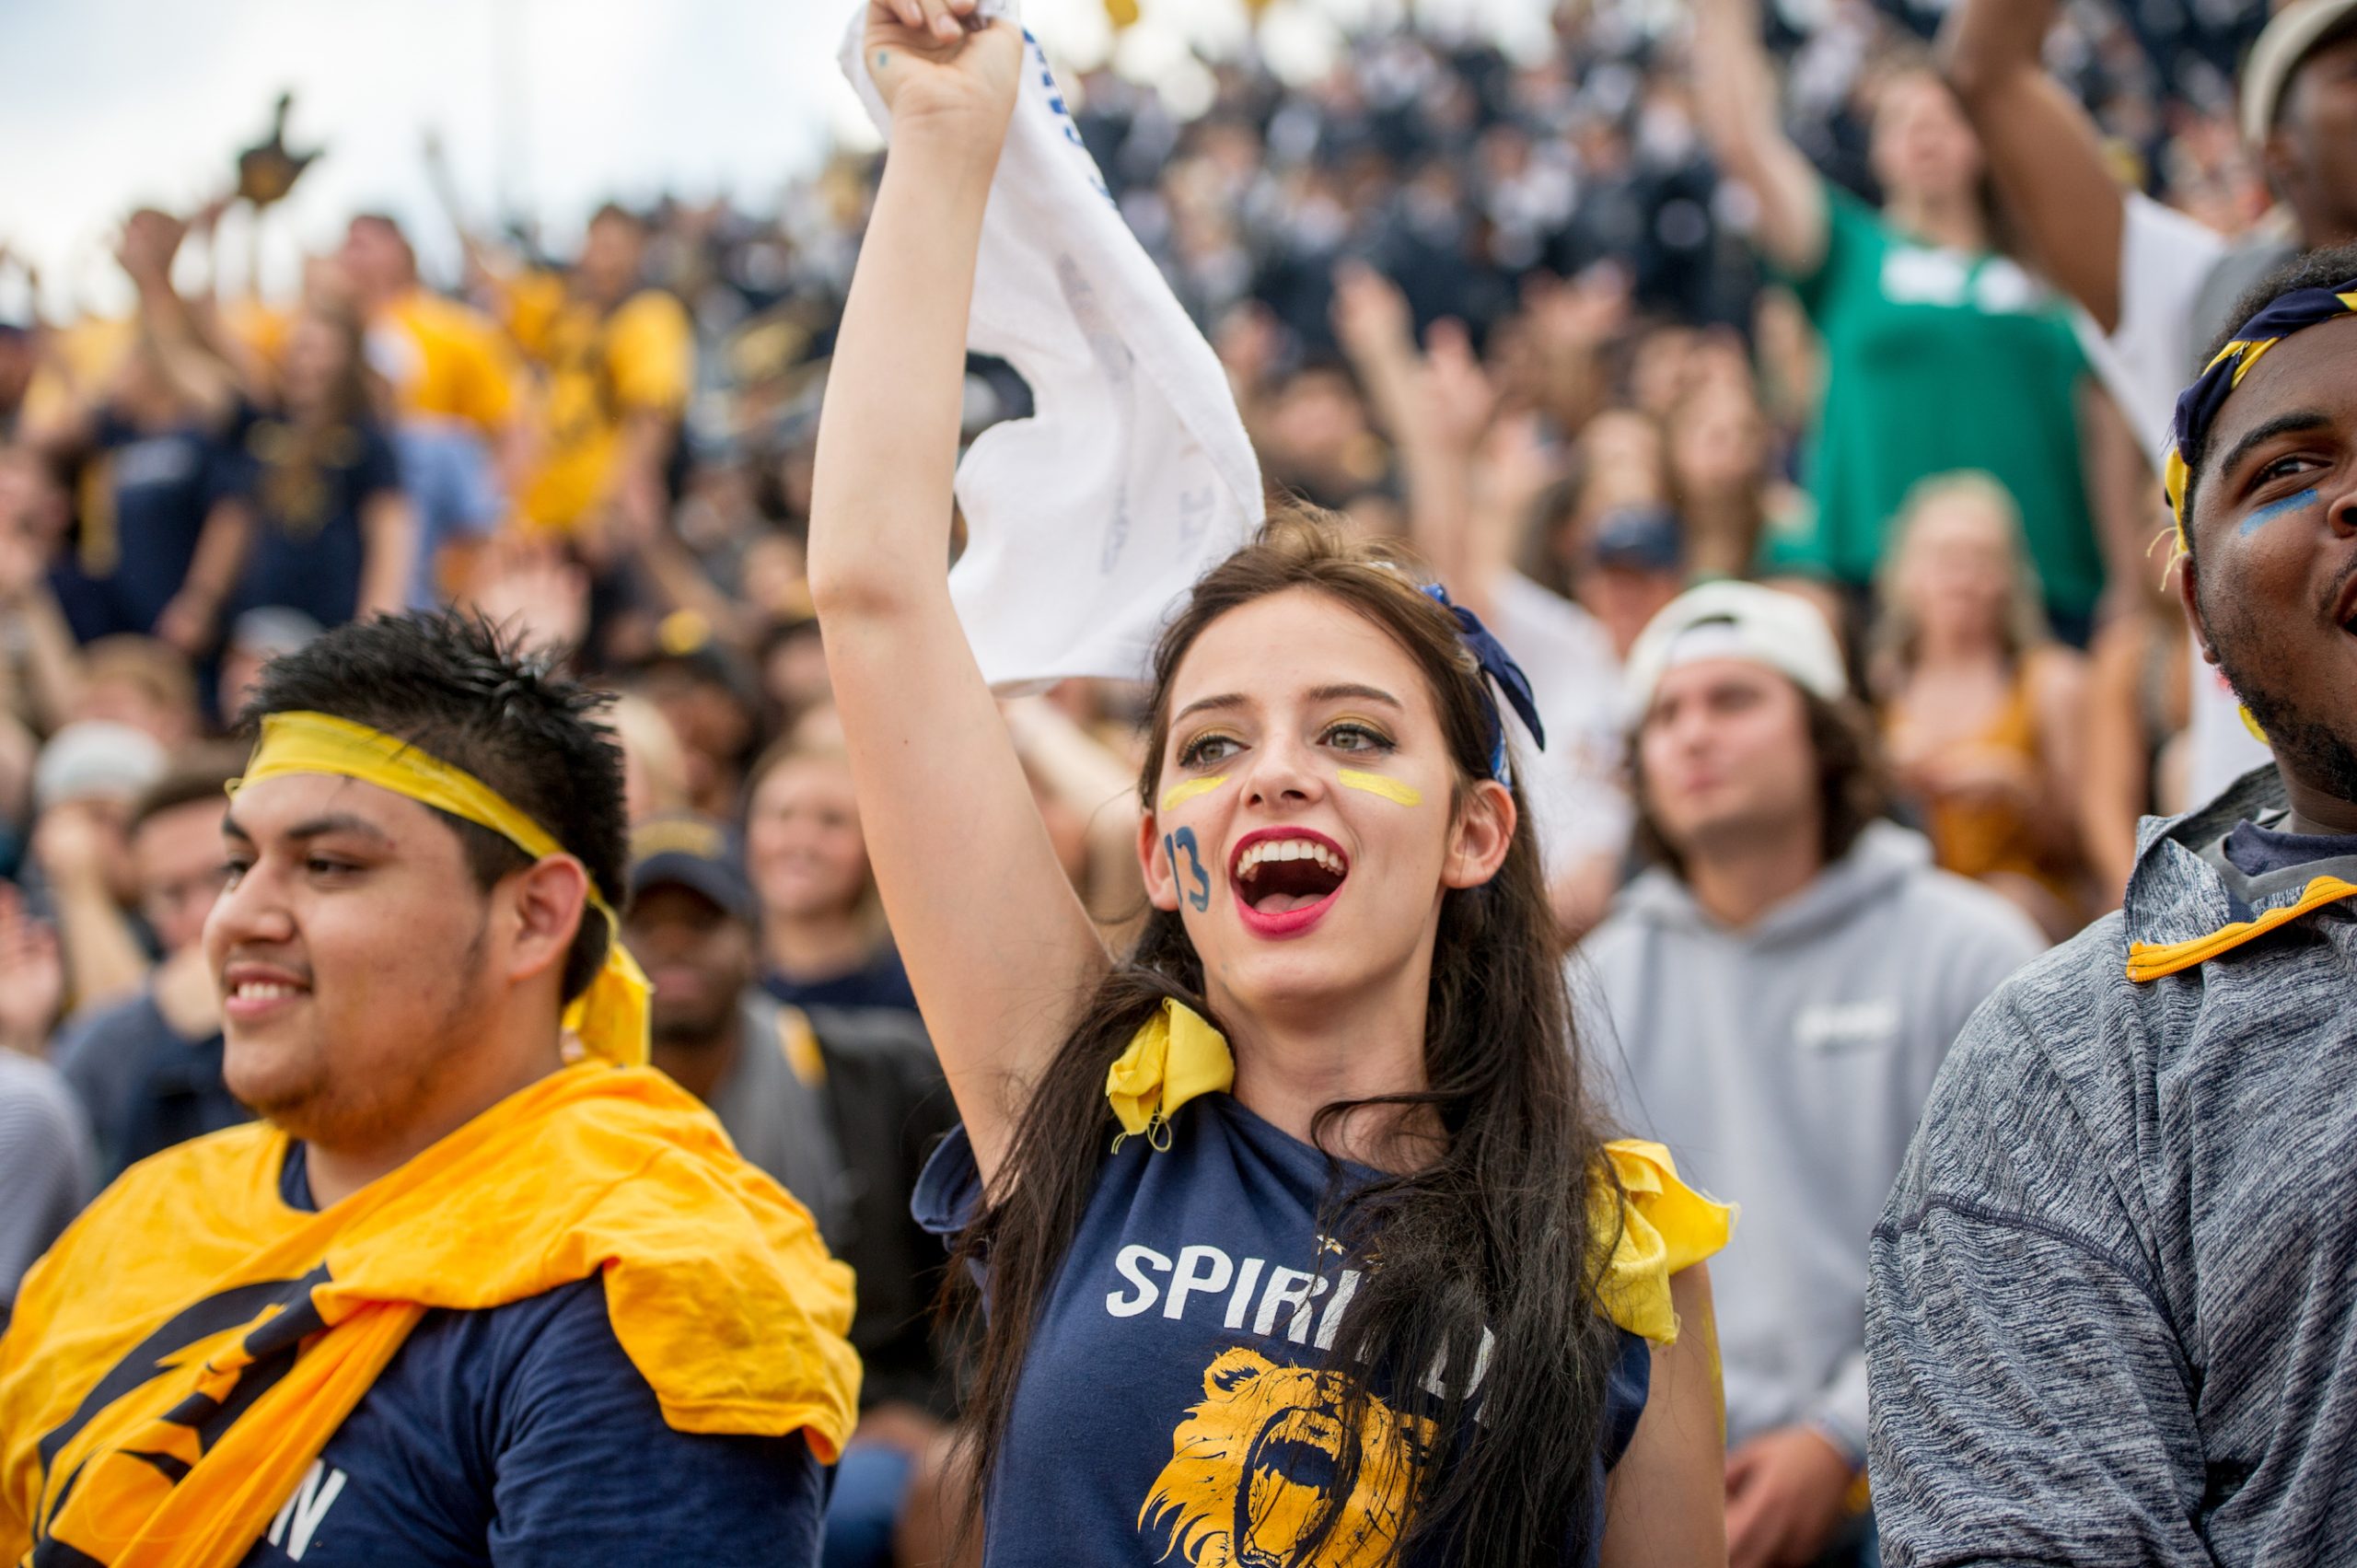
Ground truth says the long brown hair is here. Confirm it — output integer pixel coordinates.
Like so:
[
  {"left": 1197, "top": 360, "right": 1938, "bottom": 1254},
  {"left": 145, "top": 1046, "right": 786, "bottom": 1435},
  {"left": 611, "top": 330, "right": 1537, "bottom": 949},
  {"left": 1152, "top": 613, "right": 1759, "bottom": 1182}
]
[
  {"left": 258, "top": 300, "right": 384, "bottom": 536},
  {"left": 943, "top": 505, "right": 1628, "bottom": 1562}
]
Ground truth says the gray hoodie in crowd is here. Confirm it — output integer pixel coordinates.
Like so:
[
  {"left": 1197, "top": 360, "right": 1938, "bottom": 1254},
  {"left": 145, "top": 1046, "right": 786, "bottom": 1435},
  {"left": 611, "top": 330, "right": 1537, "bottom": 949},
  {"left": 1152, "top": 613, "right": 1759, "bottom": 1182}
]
[
  {"left": 1869, "top": 767, "right": 2357, "bottom": 1565},
  {"left": 1578, "top": 820, "right": 2041, "bottom": 1460}
]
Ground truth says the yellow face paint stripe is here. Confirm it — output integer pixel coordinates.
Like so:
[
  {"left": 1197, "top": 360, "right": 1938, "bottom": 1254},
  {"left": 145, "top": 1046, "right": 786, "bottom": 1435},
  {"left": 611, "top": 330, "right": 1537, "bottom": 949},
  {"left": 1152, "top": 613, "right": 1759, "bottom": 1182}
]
[
  {"left": 1337, "top": 769, "right": 1422, "bottom": 807},
  {"left": 1157, "top": 775, "right": 1227, "bottom": 812}
]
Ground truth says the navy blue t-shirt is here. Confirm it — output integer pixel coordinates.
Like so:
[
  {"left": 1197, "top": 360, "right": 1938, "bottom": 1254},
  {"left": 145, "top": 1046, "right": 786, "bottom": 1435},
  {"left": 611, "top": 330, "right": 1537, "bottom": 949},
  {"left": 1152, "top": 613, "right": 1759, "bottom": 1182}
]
[
  {"left": 762, "top": 945, "right": 919, "bottom": 1017},
  {"left": 228, "top": 417, "right": 403, "bottom": 629},
  {"left": 233, "top": 1143, "right": 824, "bottom": 1567},
  {"left": 2223, "top": 818, "right": 2357, "bottom": 878},
  {"left": 912, "top": 1094, "right": 1649, "bottom": 1566},
  {"left": 52, "top": 990, "right": 247, "bottom": 1179},
  {"left": 50, "top": 410, "right": 249, "bottom": 642}
]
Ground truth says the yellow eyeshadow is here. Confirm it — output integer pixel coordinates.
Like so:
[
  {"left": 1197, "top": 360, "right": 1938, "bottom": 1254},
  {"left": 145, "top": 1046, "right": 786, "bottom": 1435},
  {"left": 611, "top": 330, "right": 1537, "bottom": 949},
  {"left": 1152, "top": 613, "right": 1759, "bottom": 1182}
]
[
  {"left": 1337, "top": 770, "right": 1422, "bottom": 807},
  {"left": 1158, "top": 775, "right": 1228, "bottom": 811}
]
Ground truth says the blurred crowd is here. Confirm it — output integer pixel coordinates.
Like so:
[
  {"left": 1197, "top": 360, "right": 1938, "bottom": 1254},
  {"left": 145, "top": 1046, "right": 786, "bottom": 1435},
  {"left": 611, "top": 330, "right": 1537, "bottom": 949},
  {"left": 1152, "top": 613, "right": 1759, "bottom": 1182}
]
[{"left": 0, "top": 0, "right": 2315, "bottom": 1561}]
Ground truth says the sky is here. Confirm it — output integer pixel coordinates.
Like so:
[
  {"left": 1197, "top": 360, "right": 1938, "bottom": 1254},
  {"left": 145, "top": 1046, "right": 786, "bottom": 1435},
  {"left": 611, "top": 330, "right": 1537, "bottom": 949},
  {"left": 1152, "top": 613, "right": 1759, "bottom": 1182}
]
[{"left": 0, "top": 0, "right": 1549, "bottom": 317}]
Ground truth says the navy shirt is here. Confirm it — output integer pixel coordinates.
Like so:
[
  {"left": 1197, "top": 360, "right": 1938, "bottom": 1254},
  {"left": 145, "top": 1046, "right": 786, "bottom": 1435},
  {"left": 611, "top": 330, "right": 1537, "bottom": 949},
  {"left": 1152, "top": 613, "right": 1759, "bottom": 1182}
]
[
  {"left": 913, "top": 1094, "right": 1649, "bottom": 1566},
  {"left": 229, "top": 417, "right": 403, "bottom": 629},
  {"left": 235, "top": 1143, "right": 824, "bottom": 1567},
  {"left": 52, "top": 990, "right": 248, "bottom": 1179},
  {"left": 762, "top": 945, "right": 919, "bottom": 1017},
  {"left": 51, "top": 410, "right": 248, "bottom": 642},
  {"left": 2222, "top": 818, "right": 2357, "bottom": 878}
]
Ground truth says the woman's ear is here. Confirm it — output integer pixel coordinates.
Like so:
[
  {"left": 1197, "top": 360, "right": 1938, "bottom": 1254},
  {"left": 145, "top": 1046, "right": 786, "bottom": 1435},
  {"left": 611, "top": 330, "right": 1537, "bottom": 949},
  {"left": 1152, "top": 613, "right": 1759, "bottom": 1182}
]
[
  {"left": 1137, "top": 809, "right": 1184, "bottom": 913},
  {"left": 1442, "top": 778, "right": 1516, "bottom": 890}
]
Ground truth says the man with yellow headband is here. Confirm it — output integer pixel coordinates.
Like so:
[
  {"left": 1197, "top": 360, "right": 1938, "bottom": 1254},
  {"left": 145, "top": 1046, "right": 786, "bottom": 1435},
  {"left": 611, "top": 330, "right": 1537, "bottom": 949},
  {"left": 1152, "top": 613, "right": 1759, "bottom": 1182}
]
[
  {"left": 1869, "top": 245, "right": 2357, "bottom": 1563},
  {"left": 0, "top": 611, "right": 859, "bottom": 1567}
]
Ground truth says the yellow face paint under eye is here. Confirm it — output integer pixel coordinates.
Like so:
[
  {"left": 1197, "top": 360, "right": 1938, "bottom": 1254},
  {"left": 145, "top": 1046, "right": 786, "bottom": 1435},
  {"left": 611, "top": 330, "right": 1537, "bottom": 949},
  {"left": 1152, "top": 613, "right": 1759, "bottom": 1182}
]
[
  {"left": 1337, "top": 769, "right": 1422, "bottom": 807},
  {"left": 1158, "top": 775, "right": 1228, "bottom": 812}
]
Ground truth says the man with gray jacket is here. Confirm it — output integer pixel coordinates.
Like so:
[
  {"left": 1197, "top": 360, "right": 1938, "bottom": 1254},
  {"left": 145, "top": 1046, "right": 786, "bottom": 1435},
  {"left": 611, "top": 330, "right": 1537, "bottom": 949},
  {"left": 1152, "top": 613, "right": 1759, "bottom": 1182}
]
[
  {"left": 1869, "top": 247, "right": 2357, "bottom": 1566},
  {"left": 1581, "top": 582, "right": 2041, "bottom": 1568}
]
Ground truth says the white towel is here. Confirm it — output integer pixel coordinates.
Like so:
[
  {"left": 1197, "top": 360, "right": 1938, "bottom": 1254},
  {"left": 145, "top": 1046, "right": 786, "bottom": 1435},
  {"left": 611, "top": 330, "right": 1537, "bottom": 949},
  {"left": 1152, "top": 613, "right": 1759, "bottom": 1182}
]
[{"left": 838, "top": 3, "right": 1263, "bottom": 691}]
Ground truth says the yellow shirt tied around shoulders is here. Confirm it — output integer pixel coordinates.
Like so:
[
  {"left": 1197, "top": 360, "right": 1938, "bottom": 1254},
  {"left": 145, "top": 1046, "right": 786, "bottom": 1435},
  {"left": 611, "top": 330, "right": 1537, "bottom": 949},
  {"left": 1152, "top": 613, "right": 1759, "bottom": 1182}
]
[
  {"left": 1105, "top": 998, "right": 1735, "bottom": 1344},
  {"left": 0, "top": 711, "right": 861, "bottom": 1568},
  {"left": 501, "top": 273, "right": 692, "bottom": 534}
]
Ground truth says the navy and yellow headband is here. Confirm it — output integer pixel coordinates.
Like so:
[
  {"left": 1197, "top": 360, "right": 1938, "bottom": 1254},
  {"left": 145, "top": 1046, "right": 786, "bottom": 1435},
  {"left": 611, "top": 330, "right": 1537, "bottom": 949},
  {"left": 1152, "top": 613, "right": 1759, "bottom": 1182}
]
[
  {"left": 1420, "top": 582, "right": 1546, "bottom": 782},
  {"left": 2163, "top": 277, "right": 2357, "bottom": 553}
]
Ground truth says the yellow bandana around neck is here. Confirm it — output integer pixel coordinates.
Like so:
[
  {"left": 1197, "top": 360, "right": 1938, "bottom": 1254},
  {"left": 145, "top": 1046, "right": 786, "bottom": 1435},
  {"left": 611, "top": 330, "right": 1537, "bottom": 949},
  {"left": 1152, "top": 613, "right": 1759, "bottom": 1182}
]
[
  {"left": 1106, "top": 998, "right": 1237, "bottom": 1150},
  {"left": 1100, "top": 1002, "right": 1734, "bottom": 1342},
  {"left": 233, "top": 709, "right": 651, "bottom": 1067},
  {"left": 0, "top": 1063, "right": 859, "bottom": 1568}
]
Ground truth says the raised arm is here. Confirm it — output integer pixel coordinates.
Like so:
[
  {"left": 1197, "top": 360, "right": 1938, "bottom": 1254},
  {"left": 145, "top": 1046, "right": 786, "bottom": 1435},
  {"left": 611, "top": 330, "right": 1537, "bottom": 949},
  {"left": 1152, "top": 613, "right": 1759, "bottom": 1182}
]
[
  {"left": 116, "top": 211, "right": 243, "bottom": 425},
  {"left": 1939, "top": 0, "right": 2127, "bottom": 330},
  {"left": 1328, "top": 264, "right": 1496, "bottom": 615},
  {"left": 356, "top": 490, "right": 416, "bottom": 621},
  {"left": 1690, "top": 0, "right": 1827, "bottom": 278},
  {"left": 807, "top": 0, "right": 1109, "bottom": 1186}
]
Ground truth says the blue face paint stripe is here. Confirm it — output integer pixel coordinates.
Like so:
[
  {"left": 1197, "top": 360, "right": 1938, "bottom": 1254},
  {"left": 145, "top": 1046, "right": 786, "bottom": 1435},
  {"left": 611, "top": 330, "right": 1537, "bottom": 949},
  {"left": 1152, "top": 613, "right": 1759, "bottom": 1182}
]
[{"left": 2243, "top": 487, "right": 2320, "bottom": 535}]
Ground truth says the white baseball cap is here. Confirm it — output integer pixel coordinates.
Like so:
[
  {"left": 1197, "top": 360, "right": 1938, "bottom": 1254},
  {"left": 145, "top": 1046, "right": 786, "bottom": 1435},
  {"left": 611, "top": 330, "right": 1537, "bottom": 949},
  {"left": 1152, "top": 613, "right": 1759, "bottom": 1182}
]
[
  {"left": 1620, "top": 581, "right": 1849, "bottom": 725},
  {"left": 2243, "top": 0, "right": 2357, "bottom": 148},
  {"left": 33, "top": 721, "right": 167, "bottom": 813}
]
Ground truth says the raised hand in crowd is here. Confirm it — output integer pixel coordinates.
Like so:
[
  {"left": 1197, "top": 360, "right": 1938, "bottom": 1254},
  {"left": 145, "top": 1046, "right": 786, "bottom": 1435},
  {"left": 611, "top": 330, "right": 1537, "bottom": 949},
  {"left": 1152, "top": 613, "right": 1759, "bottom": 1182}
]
[
  {"left": 1690, "top": 0, "right": 1829, "bottom": 276},
  {"left": 110, "top": 207, "right": 242, "bottom": 425},
  {"left": 1329, "top": 262, "right": 1486, "bottom": 586},
  {"left": 1512, "top": 264, "right": 1628, "bottom": 435},
  {"left": 863, "top": 0, "right": 1019, "bottom": 124},
  {"left": 0, "top": 495, "right": 47, "bottom": 610},
  {"left": 1404, "top": 318, "right": 1510, "bottom": 609},
  {"left": 111, "top": 208, "right": 183, "bottom": 297},
  {"left": 606, "top": 476, "right": 747, "bottom": 648},
  {"left": 463, "top": 536, "right": 591, "bottom": 659},
  {"left": 0, "top": 882, "right": 63, "bottom": 1056},
  {"left": 1210, "top": 299, "right": 1282, "bottom": 420},
  {"left": 0, "top": 456, "right": 82, "bottom": 735},
  {"left": 29, "top": 796, "right": 148, "bottom": 1013},
  {"left": 1937, "top": 0, "right": 2129, "bottom": 329},
  {"left": 1329, "top": 260, "right": 1415, "bottom": 380}
]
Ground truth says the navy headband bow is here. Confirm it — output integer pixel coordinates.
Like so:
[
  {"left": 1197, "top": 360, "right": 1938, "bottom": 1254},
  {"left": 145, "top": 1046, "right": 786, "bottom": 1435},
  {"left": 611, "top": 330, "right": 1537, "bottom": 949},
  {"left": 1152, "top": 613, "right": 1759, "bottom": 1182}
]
[
  {"left": 2164, "top": 275, "right": 2357, "bottom": 549},
  {"left": 1421, "top": 582, "right": 1546, "bottom": 781}
]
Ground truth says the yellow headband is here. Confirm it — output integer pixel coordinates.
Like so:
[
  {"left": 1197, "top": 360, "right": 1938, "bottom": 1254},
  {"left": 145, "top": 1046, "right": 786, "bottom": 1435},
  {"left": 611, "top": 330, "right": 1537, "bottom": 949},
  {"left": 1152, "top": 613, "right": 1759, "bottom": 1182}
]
[{"left": 232, "top": 710, "right": 650, "bottom": 1067}]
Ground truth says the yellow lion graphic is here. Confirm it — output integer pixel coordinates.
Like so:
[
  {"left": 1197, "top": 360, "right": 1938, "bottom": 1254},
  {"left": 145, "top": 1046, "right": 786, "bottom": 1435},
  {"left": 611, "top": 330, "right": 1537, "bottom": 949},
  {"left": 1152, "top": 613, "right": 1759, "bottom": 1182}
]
[{"left": 1138, "top": 1346, "right": 1432, "bottom": 1568}]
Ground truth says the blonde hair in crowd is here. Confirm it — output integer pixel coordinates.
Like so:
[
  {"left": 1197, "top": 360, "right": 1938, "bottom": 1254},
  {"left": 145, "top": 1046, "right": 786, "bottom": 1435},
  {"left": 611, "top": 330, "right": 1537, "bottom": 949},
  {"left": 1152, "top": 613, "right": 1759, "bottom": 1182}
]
[{"left": 1868, "top": 470, "right": 2053, "bottom": 696}]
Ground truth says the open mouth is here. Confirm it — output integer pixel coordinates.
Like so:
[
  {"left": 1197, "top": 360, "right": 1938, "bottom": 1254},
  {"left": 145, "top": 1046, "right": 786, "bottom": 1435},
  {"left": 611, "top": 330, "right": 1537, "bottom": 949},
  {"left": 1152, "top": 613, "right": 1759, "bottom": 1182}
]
[{"left": 1232, "top": 830, "right": 1348, "bottom": 937}]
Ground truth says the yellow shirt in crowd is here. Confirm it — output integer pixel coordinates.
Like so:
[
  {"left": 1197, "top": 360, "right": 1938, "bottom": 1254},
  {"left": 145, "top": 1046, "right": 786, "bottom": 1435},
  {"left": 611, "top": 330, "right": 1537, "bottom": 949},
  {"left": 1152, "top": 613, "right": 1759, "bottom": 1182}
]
[
  {"left": 368, "top": 288, "right": 520, "bottom": 436},
  {"left": 16, "top": 318, "right": 136, "bottom": 431},
  {"left": 498, "top": 271, "right": 692, "bottom": 535}
]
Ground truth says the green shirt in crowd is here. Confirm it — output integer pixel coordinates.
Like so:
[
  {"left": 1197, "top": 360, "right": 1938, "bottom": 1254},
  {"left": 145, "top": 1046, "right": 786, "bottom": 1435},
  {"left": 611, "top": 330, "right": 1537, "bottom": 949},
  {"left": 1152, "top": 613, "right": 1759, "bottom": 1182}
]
[{"left": 1761, "top": 183, "right": 2104, "bottom": 624}]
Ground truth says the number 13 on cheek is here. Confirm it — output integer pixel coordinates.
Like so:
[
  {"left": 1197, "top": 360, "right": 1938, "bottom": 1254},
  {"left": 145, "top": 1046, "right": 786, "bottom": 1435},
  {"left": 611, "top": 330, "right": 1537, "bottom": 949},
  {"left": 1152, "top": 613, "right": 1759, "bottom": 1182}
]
[{"left": 1164, "top": 828, "right": 1212, "bottom": 912}]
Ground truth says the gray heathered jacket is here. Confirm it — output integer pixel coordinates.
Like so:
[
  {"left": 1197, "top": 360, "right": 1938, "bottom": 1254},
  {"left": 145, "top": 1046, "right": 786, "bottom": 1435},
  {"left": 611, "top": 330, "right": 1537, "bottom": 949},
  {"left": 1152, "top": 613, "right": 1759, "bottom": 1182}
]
[
  {"left": 0, "top": 1052, "right": 94, "bottom": 1313},
  {"left": 1868, "top": 766, "right": 2357, "bottom": 1565},
  {"left": 1579, "top": 821, "right": 2042, "bottom": 1459}
]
